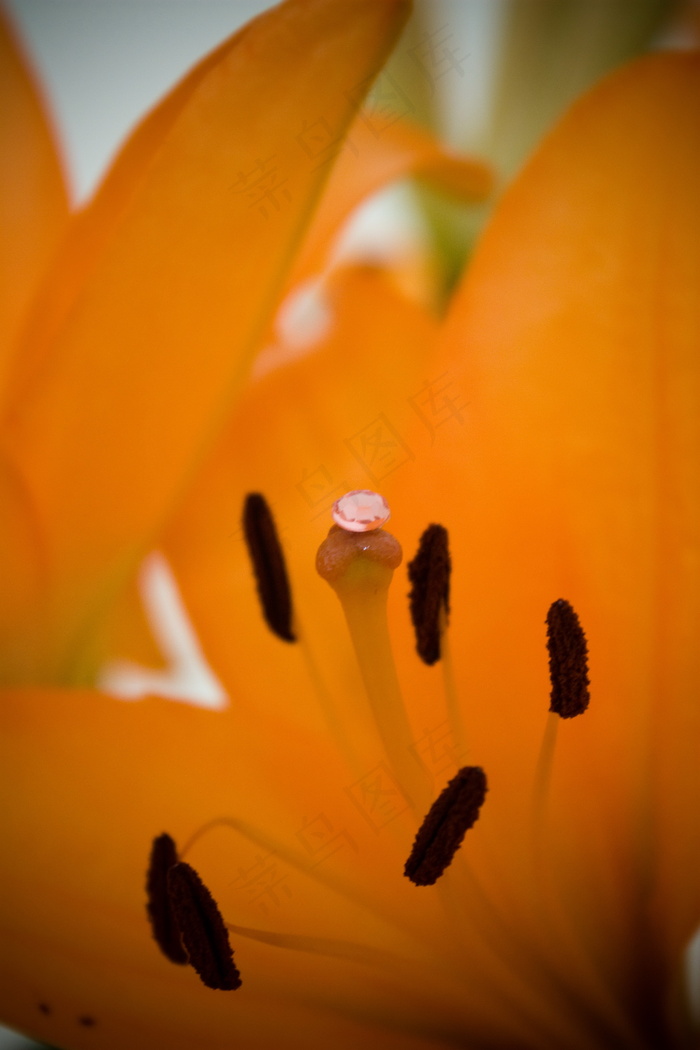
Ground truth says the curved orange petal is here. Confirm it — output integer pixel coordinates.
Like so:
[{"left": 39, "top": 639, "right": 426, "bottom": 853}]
[
  {"left": 1, "top": 682, "right": 600, "bottom": 1050},
  {"left": 390, "top": 50, "right": 699, "bottom": 1032},
  {"left": 6, "top": 19, "right": 262, "bottom": 398},
  {"left": 0, "top": 10, "right": 68, "bottom": 377},
  {"left": 0, "top": 0, "right": 409, "bottom": 685},
  {"left": 287, "top": 114, "right": 492, "bottom": 287},
  {"left": 0, "top": 688, "right": 461, "bottom": 1050},
  {"left": 0, "top": 675, "right": 624, "bottom": 1050}
]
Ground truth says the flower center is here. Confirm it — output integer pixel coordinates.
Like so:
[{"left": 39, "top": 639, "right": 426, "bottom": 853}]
[{"left": 147, "top": 491, "right": 598, "bottom": 1016}]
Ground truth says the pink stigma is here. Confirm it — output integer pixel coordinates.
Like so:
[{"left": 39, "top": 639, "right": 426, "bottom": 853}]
[{"left": 331, "top": 490, "right": 391, "bottom": 533}]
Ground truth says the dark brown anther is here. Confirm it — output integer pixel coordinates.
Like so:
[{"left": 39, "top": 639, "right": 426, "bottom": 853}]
[
  {"left": 407, "top": 524, "right": 451, "bottom": 665},
  {"left": 242, "top": 493, "right": 296, "bottom": 642},
  {"left": 167, "top": 862, "right": 242, "bottom": 991},
  {"left": 146, "top": 833, "right": 188, "bottom": 965},
  {"left": 404, "top": 766, "right": 487, "bottom": 886},
  {"left": 546, "top": 599, "right": 590, "bottom": 718}
]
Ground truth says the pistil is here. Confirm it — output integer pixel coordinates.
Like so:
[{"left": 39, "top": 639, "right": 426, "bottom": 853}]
[{"left": 316, "top": 520, "right": 431, "bottom": 813}]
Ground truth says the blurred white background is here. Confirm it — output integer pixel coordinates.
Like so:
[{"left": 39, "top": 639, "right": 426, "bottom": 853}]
[{"left": 4, "top": 1, "right": 278, "bottom": 201}]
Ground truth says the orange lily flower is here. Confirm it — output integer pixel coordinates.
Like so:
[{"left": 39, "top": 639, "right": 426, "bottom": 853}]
[{"left": 0, "top": 1, "right": 698, "bottom": 1048}]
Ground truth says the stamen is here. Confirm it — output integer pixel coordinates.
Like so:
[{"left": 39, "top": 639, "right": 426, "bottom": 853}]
[
  {"left": 407, "top": 524, "right": 451, "bottom": 665},
  {"left": 532, "top": 712, "right": 560, "bottom": 841},
  {"left": 175, "top": 814, "right": 417, "bottom": 935},
  {"left": 546, "top": 599, "right": 590, "bottom": 718},
  {"left": 242, "top": 493, "right": 295, "bottom": 643},
  {"left": 404, "top": 766, "right": 487, "bottom": 886},
  {"left": 145, "top": 833, "right": 188, "bottom": 965},
  {"left": 533, "top": 602, "right": 590, "bottom": 848},
  {"left": 226, "top": 922, "right": 398, "bottom": 967},
  {"left": 408, "top": 524, "right": 467, "bottom": 759},
  {"left": 167, "top": 861, "right": 242, "bottom": 991},
  {"left": 316, "top": 522, "right": 431, "bottom": 811},
  {"left": 439, "top": 622, "right": 469, "bottom": 763}
]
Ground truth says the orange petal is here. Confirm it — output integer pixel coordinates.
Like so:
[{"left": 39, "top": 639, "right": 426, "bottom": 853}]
[
  {"left": 395, "top": 51, "right": 700, "bottom": 1011},
  {"left": 0, "top": 687, "right": 462, "bottom": 1050},
  {"left": 0, "top": 0, "right": 409, "bottom": 684},
  {"left": 287, "top": 113, "right": 492, "bottom": 286},
  {"left": 7, "top": 17, "right": 282, "bottom": 398},
  {"left": 0, "top": 10, "right": 68, "bottom": 378},
  {"left": 0, "top": 680, "right": 623, "bottom": 1050}
]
